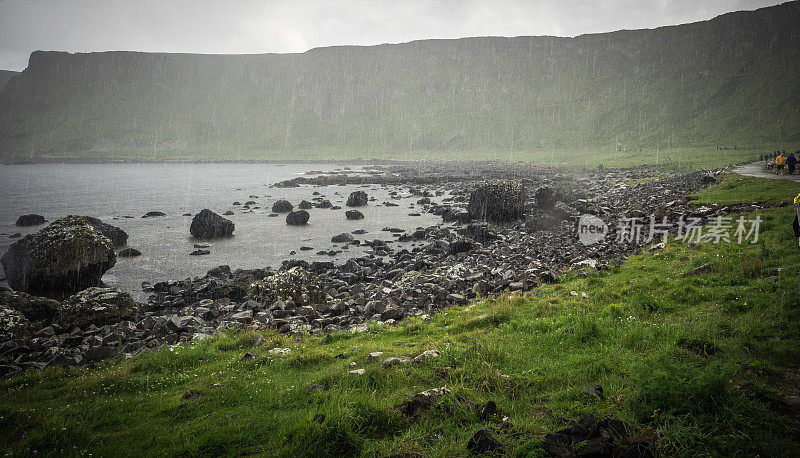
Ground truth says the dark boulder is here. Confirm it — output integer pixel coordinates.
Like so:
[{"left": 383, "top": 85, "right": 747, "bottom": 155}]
[
  {"left": 467, "top": 430, "right": 503, "bottom": 455},
  {"left": 190, "top": 209, "right": 235, "bottom": 239},
  {"left": 83, "top": 216, "right": 129, "bottom": 247},
  {"left": 0, "top": 216, "right": 116, "bottom": 297},
  {"left": 346, "top": 191, "right": 368, "bottom": 207},
  {"left": 533, "top": 186, "right": 561, "bottom": 209},
  {"left": 315, "top": 199, "right": 333, "bottom": 209},
  {"left": 118, "top": 248, "right": 141, "bottom": 257},
  {"left": 467, "top": 180, "right": 525, "bottom": 223},
  {"left": 298, "top": 200, "right": 313, "bottom": 210},
  {"left": 141, "top": 211, "right": 166, "bottom": 218},
  {"left": 15, "top": 214, "right": 46, "bottom": 227},
  {"left": 345, "top": 210, "right": 364, "bottom": 220},
  {"left": 331, "top": 233, "right": 355, "bottom": 243},
  {"left": 271, "top": 200, "right": 294, "bottom": 213},
  {"left": 286, "top": 210, "right": 310, "bottom": 226}
]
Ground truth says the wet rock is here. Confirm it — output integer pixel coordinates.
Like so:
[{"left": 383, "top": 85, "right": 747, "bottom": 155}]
[
  {"left": 190, "top": 209, "right": 235, "bottom": 239},
  {"left": 467, "top": 180, "right": 524, "bottom": 223},
  {"left": 346, "top": 191, "right": 368, "bottom": 207},
  {"left": 59, "top": 287, "right": 136, "bottom": 329},
  {"left": 0, "top": 290, "right": 60, "bottom": 321},
  {"left": 298, "top": 200, "right": 313, "bottom": 210},
  {"left": 0, "top": 216, "right": 116, "bottom": 297},
  {"left": 467, "top": 430, "right": 503, "bottom": 455},
  {"left": 345, "top": 209, "right": 364, "bottom": 220},
  {"left": 118, "top": 248, "right": 141, "bottom": 258},
  {"left": 82, "top": 216, "right": 129, "bottom": 247},
  {"left": 315, "top": 199, "right": 333, "bottom": 209},
  {"left": 246, "top": 267, "right": 327, "bottom": 307},
  {"left": 271, "top": 200, "right": 294, "bottom": 213},
  {"left": 331, "top": 233, "right": 355, "bottom": 243},
  {"left": 141, "top": 211, "right": 166, "bottom": 218},
  {"left": 190, "top": 249, "right": 210, "bottom": 256},
  {"left": 223, "top": 210, "right": 234, "bottom": 216},
  {"left": 15, "top": 214, "right": 46, "bottom": 227},
  {"left": 286, "top": 210, "right": 310, "bottom": 226}
]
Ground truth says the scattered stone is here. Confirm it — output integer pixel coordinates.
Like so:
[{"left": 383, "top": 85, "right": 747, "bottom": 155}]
[
  {"left": 685, "top": 263, "right": 712, "bottom": 277},
  {"left": 83, "top": 216, "right": 129, "bottom": 247},
  {"left": 346, "top": 191, "right": 368, "bottom": 207},
  {"left": 467, "top": 430, "right": 503, "bottom": 455},
  {"left": 141, "top": 211, "right": 166, "bottom": 218},
  {"left": 345, "top": 209, "right": 364, "bottom": 220},
  {"left": 331, "top": 233, "right": 355, "bottom": 243},
  {"left": 118, "top": 248, "right": 141, "bottom": 258},
  {"left": 190, "top": 209, "right": 235, "bottom": 239},
  {"left": 271, "top": 200, "right": 294, "bottom": 213},
  {"left": 397, "top": 387, "right": 449, "bottom": 421},
  {"left": 286, "top": 210, "right": 310, "bottom": 226},
  {"left": 190, "top": 249, "right": 210, "bottom": 256},
  {"left": 413, "top": 349, "right": 440, "bottom": 364},
  {"left": 268, "top": 347, "right": 291, "bottom": 355},
  {"left": 366, "top": 351, "right": 384, "bottom": 362},
  {"left": 298, "top": 200, "right": 313, "bottom": 210},
  {"left": 381, "top": 356, "right": 412, "bottom": 368},
  {"left": 305, "top": 383, "right": 328, "bottom": 394},
  {"left": 15, "top": 214, "right": 46, "bottom": 226}
]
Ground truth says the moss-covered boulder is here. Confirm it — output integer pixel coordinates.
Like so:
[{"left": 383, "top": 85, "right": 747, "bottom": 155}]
[
  {"left": 59, "top": 287, "right": 136, "bottom": 329},
  {"left": 245, "top": 267, "right": 327, "bottom": 307},
  {"left": 0, "top": 290, "right": 60, "bottom": 322},
  {"left": 0, "top": 305, "right": 32, "bottom": 340},
  {"left": 0, "top": 216, "right": 116, "bottom": 297}
]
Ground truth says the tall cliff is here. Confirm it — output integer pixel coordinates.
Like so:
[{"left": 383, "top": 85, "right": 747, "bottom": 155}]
[{"left": 0, "top": 1, "right": 798, "bottom": 159}]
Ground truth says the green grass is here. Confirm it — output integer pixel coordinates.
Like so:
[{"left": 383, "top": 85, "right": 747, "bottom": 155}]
[
  {"left": 2, "top": 176, "right": 800, "bottom": 456},
  {"left": 689, "top": 172, "right": 800, "bottom": 206}
]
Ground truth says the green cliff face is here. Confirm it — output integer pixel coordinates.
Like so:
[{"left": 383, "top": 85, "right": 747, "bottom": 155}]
[{"left": 0, "top": 2, "right": 798, "bottom": 160}]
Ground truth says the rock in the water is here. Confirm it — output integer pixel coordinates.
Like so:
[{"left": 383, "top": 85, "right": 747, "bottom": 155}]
[
  {"left": 83, "top": 216, "right": 129, "bottom": 247},
  {"left": 331, "top": 233, "right": 355, "bottom": 243},
  {"left": 118, "top": 248, "right": 141, "bottom": 257},
  {"left": 467, "top": 180, "right": 525, "bottom": 223},
  {"left": 345, "top": 210, "right": 364, "bottom": 220},
  {"left": 141, "top": 211, "right": 166, "bottom": 218},
  {"left": 271, "top": 200, "right": 294, "bottom": 213},
  {"left": 0, "top": 216, "right": 116, "bottom": 297},
  {"left": 286, "top": 210, "right": 310, "bottom": 226},
  {"left": 190, "top": 209, "right": 235, "bottom": 239},
  {"left": 190, "top": 249, "right": 210, "bottom": 256},
  {"left": 15, "top": 214, "right": 46, "bottom": 227},
  {"left": 59, "top": 287, "right": 136, "bottom": 329},
  {"left": 298, "top": 200, "right": 313, "bottom": 210},
  {"left": 346, "top": 191, "right": 368, "bottom": 207},
  {"left": 0, "top": 290, "right": 60, "bottom": 321}
]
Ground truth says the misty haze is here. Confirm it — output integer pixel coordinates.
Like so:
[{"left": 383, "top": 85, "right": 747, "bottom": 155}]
[{"left": 0, "top": 1, "right": 799, "bottom": 456}]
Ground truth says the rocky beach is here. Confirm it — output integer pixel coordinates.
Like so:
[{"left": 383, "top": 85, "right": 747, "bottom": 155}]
[{"left": 0, "top": 161, "right": 738, "bottom": 376}]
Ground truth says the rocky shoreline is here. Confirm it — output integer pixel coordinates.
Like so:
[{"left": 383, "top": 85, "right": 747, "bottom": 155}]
[{"left": 0, "top": 162, "right": 741, "bottom": 377}]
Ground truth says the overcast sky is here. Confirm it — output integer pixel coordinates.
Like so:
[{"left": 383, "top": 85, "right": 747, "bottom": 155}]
[{"left": 0, "top": 0, "right": 785, "bottom": 71}]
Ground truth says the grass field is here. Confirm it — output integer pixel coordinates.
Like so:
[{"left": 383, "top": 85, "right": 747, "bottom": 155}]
[{"left": 1, "top": 173, "right": 800, "bottom": 457}]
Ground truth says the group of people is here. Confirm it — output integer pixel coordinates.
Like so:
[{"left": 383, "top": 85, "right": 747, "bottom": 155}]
[{"left": 762, "top": 150, "right": 799, "bottom": 175}]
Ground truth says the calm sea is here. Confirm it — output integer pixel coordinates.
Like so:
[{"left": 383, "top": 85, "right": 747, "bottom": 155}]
[{"left": 0, "top": 163, "right": 440, "bottom": 299}]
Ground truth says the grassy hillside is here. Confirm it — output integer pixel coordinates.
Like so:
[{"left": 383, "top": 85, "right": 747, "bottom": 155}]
[
  {"left": 2, "top": 174, "right": 799, "bottom": 456},
  {"left": 0, "top": 2, "right": 799, "bottom": 160}
]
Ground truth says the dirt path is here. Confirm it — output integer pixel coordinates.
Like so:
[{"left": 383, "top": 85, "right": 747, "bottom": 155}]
[{"left": 734, "top": 162, "right": 800, "bottom": 182}]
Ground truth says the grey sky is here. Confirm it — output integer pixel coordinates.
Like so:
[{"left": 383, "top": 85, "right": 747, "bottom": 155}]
[{"left": 0, "top": 0, "right": 786, "bottom": 71}]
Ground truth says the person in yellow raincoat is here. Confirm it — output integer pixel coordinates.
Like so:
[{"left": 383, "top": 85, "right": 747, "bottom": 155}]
[{"left": 776, "top": 153, "right": 786, "bottom": 174}]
